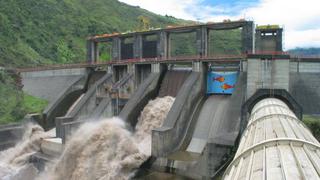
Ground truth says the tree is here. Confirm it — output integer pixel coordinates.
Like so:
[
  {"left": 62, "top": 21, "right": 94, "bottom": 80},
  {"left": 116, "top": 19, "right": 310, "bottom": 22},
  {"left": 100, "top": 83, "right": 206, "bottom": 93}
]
[
  {"left": 137, "top": 15, "right": 150, "bottom": 31},
  {"left": 56, "top": 40, "right": 75, "bottom": 63}
]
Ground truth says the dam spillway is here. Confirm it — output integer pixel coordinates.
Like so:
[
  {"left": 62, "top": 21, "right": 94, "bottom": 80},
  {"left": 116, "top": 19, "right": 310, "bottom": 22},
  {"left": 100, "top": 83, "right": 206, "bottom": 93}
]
[
  {"left": 7, "top": 58, "right": 320, "bottom": 179},
  {"left": 0, "top": 96, "right": 175, "bottom": 180}
]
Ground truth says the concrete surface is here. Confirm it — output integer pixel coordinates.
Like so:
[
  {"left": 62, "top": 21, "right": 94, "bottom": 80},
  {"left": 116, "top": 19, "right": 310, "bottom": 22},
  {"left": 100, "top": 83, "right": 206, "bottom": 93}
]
[
  {"left": 40, "top": 138, "right": 63, "bottom": 157},
  {"left": 91, "top": 97, "right": 113, "bottom": 119},
  {"left": 21, "top": 68, "right": 86, "bottom": 102},
  {"left": 41, "top": 75, "right": 87, "bottom": 130},
  {"left": 290, "top": 72, "right": 320, "bottom": 115},
  {"left": 158, "top": 70, "right": 191, "bottom": 97},
  {"left": 23, "top": 75, "right": 83, "bottom": 102},
  {"left": 187, "top": 95, "right": 230, "bottom": 154},
  {"left": 21, "top": 68, "right": 86, "bottom": 78},
  {"left": 247, "top": 58, "right": 289, "bottom": 98},
  {"left": 55, "top": 73, "right": 114, "bottom": 142},
  {"left": 119, "top": 73, "right": 163, "bottom": 128},
  {"left": 152, "top": 71, "right": 205, "bottom": 157},
  {"left": 152, "top": 72, "right": 246, "bottom": 179},
  {"left": 66, "top": 73, "right": 112, "bottom": 121},
  {"left": 55, "top": 71, "right": 136, "bottom": 143}
]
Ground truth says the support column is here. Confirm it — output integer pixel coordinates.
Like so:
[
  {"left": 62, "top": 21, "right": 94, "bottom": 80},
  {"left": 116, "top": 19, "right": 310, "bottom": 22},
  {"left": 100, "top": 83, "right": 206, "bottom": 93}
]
[
  {"left": 133, "top": 35, "right": 143, "bottom": 59},
  {"left": 112, "top": 37, "right": 121, "bottom": 60},
  {"left": 107, "top": 65, "right": 112, "bottom": 74},
  {"left": 157, "top": 31, "right": 169, "bottom": 59},
  {"left": 151, "top": 63, "right": 161, "bottom": 73},
  {"left": 196, "top": 27, "right": 208, "bottom": 57},
  {"left": 94, "top": 42, "right": 99, "bottom": 62},
  {"left": 192, "top": 61, "right": 205, "bottom": 73},
  {"left": 241, "top": 21, "right": 254, "bottom": 54},
  {"left": 128, "top": 64, "right": 135, "bottom": 92},
  {"left": 276, "top": 28, "right": 283, "bottom": 51},
  {"left": 86, "top": 39, "right": 96, "bottom": 63},
  {"left": 192, "top": 61, "right": 201, "bottom": 72},
  {"left": 255, "top": 29, "right": 262, "bottom": 52},
  {"left": 127, "top": 64, "right": 135, "bottom": 74}
]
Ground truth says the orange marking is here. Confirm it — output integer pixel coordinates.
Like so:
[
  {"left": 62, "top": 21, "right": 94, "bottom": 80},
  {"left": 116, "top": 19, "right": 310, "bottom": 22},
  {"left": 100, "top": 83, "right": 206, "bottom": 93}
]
[
  {"left": 221, "top": 83, "right": 234, "bottom": 90},
  {"left": 213, "top": 76, "right": 225, "bottom": 82}
]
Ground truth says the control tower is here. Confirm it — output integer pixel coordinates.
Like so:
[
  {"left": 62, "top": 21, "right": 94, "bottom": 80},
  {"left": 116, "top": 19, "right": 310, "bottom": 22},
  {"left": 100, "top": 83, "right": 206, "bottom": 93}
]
[{"left": 255, "top": 25, "right": 283, "bottom": 52}]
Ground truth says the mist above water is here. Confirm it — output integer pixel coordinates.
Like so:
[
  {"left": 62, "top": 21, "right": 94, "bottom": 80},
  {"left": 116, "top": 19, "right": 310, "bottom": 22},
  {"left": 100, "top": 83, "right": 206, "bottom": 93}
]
[{"left": 45, "top": 96, "right": 175, "bottom": 180}]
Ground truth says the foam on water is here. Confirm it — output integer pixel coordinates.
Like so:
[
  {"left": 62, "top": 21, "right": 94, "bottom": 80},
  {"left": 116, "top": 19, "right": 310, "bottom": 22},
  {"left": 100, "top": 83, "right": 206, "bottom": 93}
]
[
  {"left": 0, "top": 124, "right": 49, "bottom": 179},
  {"left": 45, "top": 96, "right": 175, "bottom": 180}
]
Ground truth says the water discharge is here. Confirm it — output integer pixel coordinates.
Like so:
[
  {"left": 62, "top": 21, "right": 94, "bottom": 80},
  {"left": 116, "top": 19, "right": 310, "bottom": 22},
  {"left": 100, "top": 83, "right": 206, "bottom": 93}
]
[
  {"left": 45, "top": 96, "right": 175, "bottom": 180},
  {"left": 0, "top": 96, "right": 174, "bottom": 179},
  {"left": 0, "top": 124, "right": 50, "bottom": 179}
]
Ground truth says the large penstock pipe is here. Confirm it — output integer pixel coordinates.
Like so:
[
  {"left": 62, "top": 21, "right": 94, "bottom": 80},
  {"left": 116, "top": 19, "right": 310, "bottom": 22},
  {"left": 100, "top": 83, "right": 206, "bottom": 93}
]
[{"left": 223, "top": 98, "right": 320, "bottom": 180}]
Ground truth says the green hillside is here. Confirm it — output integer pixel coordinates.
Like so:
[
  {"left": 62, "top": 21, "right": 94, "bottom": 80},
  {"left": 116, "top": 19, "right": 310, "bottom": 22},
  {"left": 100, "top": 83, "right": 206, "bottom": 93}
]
[
  {"left": 0, "top": 70, "right": 24, "bottom": 124},
  {"left": 0, "top": 0, "right": 240, "bottom": 124},
  {"left": 0, "top": 0, "right": 185, "bottom": 67},
  {"left": 0, "top": 69, "right": 48, "bottom": 124},
  {"left": 288, "top": 47, "right": 320, "bottom": 56}
]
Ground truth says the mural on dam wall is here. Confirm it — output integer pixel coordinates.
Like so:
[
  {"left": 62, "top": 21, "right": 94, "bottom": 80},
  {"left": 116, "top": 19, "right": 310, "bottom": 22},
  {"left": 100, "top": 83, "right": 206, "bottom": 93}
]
[{"left": 207, "top": 71, "right": 238, "bottom": 94}]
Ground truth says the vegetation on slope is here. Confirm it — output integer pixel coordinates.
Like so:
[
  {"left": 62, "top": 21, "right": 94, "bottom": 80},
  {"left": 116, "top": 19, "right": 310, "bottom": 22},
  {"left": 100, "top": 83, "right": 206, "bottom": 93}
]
[
  {"left": 0, "top": 70, "right": 48, "bottom": 125},
  {"left": 23, "top": 93, "right": 48, "bottom": 114},
  {"left": 2, "top": 0, "right": 249, "bottom": 125},
  {"left": 1, "top": 0, "right": 318, "bottom": 67},
  {"left": 208, "top": 29, "right": 241, "bottom": 55},
  {"left": 169, "top": 29, "right": 242, "bottom": 57},
  {"left": 288, "top": 47, "right": 320, "bottom": 56},
  {"left": 303, "top": 115, "right": 320, "bottom": 141},
  {"left": 0, "top": 0, "right": 185, "bottom": 67},
  {"left": 0, "top": 70, "right": 25, "bottom": 124},
  {"left": 0, "top": 0, "right": 249, "bottom": 67}
]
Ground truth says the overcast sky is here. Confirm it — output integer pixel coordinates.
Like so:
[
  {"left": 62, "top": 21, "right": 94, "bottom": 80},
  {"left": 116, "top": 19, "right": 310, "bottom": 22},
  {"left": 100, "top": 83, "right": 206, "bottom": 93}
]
[{"left": 119, "top": 0, "right": 320, "bottom": 50}]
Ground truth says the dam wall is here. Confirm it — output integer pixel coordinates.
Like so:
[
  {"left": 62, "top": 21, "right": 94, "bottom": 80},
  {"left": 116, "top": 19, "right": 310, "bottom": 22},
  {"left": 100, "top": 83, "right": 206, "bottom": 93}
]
[
  {"left": 289, "top": 60, "right": 320, "bottom": 115},
  {"left": 21, "top": 68, "right": 87, "bottom": 102}
]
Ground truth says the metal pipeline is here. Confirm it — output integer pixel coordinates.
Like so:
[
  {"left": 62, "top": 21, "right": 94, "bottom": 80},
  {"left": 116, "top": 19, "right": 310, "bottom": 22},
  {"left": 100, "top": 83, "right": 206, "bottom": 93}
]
[{"left": 223, "top": 98, "right": 320, "bottom": 180}]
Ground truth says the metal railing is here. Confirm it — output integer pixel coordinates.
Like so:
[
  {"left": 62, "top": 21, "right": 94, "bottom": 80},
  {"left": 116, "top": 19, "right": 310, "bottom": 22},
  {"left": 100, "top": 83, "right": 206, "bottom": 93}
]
[{"left": 15, "top": 52, "right": 319, "bottom": 72}]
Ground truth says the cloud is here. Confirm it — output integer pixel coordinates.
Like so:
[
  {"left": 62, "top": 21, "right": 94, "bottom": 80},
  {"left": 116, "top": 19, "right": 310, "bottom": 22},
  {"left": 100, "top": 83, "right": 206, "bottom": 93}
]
[
  {"left": 243, "top": 0, "right": 320, "bottom": 49},
  {"left": 119, "top": 0, "right": 253, "bottom": 21},
  {"left": 285, "top": 28, "right": 320, "bottom": 49},
  {"left": 118, "top": 0, "right": 198, "bottom": 20},
  {"left": 244, "top": 0, "right": 320, "bottom": 29},
  {"left": 119, "top": 0, "right": 320, "bottom": 49}
]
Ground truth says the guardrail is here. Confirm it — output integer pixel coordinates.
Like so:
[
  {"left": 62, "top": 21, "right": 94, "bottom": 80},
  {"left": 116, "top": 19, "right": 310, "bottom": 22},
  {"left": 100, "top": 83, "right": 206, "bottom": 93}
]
[
  {"left": 15, "top": 62, "right": 106, "bottom": 72},
  {"left": 15, "top": 53, "right": 319, "bottom": 72},
  {"left": 249, "top": 50, "right": 289, "bottom": 55}
]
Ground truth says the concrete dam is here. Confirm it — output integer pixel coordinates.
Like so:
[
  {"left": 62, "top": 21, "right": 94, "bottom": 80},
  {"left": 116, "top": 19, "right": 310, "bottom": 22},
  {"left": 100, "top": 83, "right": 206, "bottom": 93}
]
[{"left": 0, "top": 21, "right": 320, "bottom": 179}]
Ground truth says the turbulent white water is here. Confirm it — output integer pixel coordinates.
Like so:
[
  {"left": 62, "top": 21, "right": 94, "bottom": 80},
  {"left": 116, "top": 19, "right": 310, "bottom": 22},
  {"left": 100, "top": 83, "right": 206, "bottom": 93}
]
[
  {"left": 45, "top": 96, "right": 175, "bottom": 180},
  {"left": 0, "top": 124, "right": 50, "bottom": 179},
  {"left": 0, "top": 96, "right": 174, "bottom": 180}
]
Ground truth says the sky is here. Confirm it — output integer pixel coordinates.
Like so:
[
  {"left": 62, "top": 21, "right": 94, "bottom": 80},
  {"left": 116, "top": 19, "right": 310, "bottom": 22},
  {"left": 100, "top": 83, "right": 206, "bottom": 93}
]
[{"left": 119, "top": 0, "right": 320, "bottom": 50}]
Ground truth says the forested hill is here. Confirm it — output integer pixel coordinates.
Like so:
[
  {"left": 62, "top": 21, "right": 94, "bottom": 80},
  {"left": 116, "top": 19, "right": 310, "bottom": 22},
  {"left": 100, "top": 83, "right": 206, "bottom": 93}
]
[
  {"left": 288, "top": 48, "right": 320, "bottom": 57},
  {"left": 0, "top": 0, "right": 185, "bottom": 67}
]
